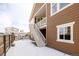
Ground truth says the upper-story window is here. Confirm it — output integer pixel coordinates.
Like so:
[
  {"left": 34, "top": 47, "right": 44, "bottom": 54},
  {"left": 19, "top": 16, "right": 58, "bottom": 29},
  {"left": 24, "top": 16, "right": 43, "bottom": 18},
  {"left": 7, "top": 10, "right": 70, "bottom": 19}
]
[
  {"left": 52, "top": 3, "right": 57, "bottom": 14},
  {"left": 51, "top": 3, "right": 73, "bottom": 16},
  {"left": 59, "top": 3, "right": 70, "bottom": 9}
]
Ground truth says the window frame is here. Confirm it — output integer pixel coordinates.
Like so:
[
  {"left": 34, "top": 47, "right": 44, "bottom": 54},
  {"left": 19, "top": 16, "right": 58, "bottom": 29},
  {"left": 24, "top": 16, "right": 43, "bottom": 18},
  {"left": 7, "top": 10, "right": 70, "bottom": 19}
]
[
  {"left": 56, "top": 22, "right": 75, "bottom": 44},
  {"left": 50, "top": 3, "right": 74, "bottom": 16}
]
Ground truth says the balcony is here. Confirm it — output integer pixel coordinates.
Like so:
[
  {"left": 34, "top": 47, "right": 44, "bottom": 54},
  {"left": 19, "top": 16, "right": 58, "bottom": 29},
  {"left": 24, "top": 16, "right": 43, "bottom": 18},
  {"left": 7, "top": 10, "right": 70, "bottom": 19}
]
[{"left": 36, "top": 17, "right": 47, "bottom": 29}]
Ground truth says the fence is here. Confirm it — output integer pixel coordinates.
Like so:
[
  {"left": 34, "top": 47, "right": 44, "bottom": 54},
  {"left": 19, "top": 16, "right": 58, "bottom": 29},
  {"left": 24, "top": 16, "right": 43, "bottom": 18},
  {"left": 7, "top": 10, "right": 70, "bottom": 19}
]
[{"left": 0, "top": 34, "right": 15, "bottom": 56}]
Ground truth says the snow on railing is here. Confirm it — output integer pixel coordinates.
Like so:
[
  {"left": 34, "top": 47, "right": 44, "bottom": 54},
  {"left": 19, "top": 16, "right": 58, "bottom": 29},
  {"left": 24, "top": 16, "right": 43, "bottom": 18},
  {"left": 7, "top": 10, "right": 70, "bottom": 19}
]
[
  {"left": 34, "top": 24, "right": 46, "bottom": 44},
  {"left": 36, "top": 17, "right": 47, "bottom": 28},
  {"left": 30, "top": 24, "right": 46, "bottom": 47}
]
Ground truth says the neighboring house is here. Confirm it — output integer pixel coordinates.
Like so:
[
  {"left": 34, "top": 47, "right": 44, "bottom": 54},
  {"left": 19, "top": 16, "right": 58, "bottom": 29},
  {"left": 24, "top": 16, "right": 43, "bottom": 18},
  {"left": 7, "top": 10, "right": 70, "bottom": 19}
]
[
  {"left": 5, "top": 27, "right": 19, "bottom": 40},
  {"left": 19, "top": 30, "right": 27, "bottom": 39},
  {"left": 29, "top": 3, "right": 79, "bottom": 55}
]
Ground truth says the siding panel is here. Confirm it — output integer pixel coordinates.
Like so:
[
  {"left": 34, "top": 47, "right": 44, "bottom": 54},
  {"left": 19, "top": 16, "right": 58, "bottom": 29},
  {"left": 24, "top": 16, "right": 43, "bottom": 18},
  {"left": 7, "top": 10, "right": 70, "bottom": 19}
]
[{"left": 47, "top": 4, "right": 79, "bottom": 55}]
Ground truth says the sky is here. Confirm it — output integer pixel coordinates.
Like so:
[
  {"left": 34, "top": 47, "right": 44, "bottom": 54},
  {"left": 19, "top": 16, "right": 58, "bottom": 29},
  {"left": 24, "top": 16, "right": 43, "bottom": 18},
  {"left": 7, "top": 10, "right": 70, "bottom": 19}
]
[{"left": 0, "top": 3, "right": 33, "bottom": 33}]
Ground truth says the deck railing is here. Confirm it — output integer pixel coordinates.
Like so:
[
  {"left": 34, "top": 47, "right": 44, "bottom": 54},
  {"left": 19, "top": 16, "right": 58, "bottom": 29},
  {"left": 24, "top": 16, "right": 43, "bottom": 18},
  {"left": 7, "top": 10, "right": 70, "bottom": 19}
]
[
  {"left": 30, "top": 23, "right": 46, "bottom": 47},
  {"left": 36, "top": 17, "right": 47, "bottom": 28},
  {"left": 0, "top": 34, "right": 15, "bottom": 56}
]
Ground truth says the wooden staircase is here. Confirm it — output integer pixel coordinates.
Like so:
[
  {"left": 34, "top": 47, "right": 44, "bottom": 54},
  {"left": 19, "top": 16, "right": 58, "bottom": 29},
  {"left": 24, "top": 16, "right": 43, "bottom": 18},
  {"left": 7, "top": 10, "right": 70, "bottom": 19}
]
[{"left": 30, "top": 24, "right": 46, "bottom": 47}]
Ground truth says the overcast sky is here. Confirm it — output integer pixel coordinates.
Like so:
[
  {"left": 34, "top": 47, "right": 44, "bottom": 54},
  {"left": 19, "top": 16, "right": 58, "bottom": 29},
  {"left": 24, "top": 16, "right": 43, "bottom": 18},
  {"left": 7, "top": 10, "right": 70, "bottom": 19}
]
[{"left": 0, "top": 3, "right": 33, "bottom": 33}]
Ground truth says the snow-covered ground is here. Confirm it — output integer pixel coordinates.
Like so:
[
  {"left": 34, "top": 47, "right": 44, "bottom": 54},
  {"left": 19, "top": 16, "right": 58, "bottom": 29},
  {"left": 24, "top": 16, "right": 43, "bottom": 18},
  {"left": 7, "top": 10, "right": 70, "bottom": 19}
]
[{"left": 6, "top": 39, "right": 70, "bottom": 56}]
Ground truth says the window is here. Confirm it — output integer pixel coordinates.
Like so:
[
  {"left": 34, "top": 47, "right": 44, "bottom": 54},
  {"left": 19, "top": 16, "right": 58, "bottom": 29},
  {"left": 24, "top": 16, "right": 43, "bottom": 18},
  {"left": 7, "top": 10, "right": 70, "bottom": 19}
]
[
  {"left": 59, "top": 3, "right": 70, "bottom": 9},
  {"left": 52, "top": 3, "right": 57, "bottom": 13},
  {"left": 59, "top": 26, "right": 70, "bottom": 40},
  {"left": 51, "top": 3, "right": 73, "bottom": 16},
  {"left": 56, "top": 22, "right": 75, "bottom": 44}
]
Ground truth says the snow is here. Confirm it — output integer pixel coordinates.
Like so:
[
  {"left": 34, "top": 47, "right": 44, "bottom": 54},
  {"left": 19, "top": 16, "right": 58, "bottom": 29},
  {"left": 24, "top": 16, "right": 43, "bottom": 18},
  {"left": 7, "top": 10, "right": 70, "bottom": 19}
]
[{"left": 6, "top": 39, "right": 70, "bottom": 56}]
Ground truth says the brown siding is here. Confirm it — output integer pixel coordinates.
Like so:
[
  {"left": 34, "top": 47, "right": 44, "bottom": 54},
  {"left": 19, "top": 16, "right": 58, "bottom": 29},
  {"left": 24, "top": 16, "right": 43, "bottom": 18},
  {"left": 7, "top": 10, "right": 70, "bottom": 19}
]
[
  {"left": 33, "top": 3, "right": 44, "bottom": 16},
  {"left": 47, "top": 4, "right": 79, "bottom": 55},
  {"left": 30, "top": 3, "right": 44, "bottom": 20}
]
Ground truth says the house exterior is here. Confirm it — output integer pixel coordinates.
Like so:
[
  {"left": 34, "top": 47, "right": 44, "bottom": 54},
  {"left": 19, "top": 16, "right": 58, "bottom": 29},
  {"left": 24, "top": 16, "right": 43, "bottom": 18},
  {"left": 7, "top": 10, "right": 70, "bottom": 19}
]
[
  {"left": 19, "top": 30, "right": 27, "bottom": 39},
  {"left": 29, "top": 3, "right": 79, "bottom": 55},
  {"left": 5, "top": 27, "right": 19, "bottom": 35}
]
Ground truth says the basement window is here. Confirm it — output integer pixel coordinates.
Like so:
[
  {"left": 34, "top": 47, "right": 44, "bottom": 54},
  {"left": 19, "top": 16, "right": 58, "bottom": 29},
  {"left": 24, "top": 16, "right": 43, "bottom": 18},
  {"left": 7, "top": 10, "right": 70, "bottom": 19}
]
[{"left": 56, "top": 22, "right": 75, "bottom": 44}]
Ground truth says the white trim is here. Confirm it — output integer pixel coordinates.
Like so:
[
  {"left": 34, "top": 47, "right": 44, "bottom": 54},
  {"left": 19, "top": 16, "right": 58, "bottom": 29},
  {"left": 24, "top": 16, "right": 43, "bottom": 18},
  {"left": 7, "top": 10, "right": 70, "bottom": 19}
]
[
  {"left": 56, "top": 22, "right": 75, "bottom": 28},
  {"left": 34, "top": 3, "right": 46, "bottom": 17},
  {"left": 50, "top": 3, "right": 74, "bottom": 16},
  {"left": 57, "top": 3, "right": 60, "bottom": 11},
  {"left": 30, "top": 18, "right": 35, "bottom": 24},
  {"left": 56, "top": 21, "right": 75, "bottom": 44},
  {"left": 56, "top": 39, "right": 74, "bottom": 44},
  {"left": 39, "top": 25, "right": 47, "bottom": 29}
]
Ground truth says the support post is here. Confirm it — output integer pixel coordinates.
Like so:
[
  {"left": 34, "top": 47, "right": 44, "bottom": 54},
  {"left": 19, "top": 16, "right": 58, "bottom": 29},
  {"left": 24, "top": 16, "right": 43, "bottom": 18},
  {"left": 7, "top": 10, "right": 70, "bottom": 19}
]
[
  {"left": 3, "top": 35, "right": 6, "bottom": 56},
  {"left": 9, "top": 35, "right": 10, "bottom": 48}
]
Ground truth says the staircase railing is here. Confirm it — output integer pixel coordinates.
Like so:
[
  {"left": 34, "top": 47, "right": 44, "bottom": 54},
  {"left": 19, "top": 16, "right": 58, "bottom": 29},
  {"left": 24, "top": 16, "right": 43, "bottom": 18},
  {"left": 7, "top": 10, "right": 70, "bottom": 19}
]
[
  {"left": 30, "top": 24, "right": 46, "bottom": 47},
  {"left": 34, "top": 24, "right": 46, "bottom": 44}
]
